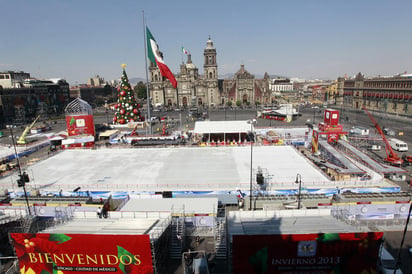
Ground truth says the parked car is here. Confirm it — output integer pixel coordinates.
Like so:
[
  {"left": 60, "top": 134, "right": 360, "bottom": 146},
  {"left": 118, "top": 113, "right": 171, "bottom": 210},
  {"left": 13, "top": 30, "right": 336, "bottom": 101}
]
[
  {"left": 402, "top": 154, "right": 412, "bottom": 165},
  {"left": 383, "top": 127, "right": 396, "bottom": 136},
  {"left": 349, "top": 126, "right": 369, "bottom": 136},
  {"left": 367, "top": 144, "right": 382, "bottom": 151}
]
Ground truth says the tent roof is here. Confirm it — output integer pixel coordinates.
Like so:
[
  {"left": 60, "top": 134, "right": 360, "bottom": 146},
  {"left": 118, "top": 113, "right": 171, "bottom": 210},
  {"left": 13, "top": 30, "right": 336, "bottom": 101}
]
[
  {"left": 99, "top": 130, "right": 120, "bottom": 137},
  {"left": 193, "top": 120, "right": 254, "bottom": 134},
  {"left": 121, "top": 197, "right": 218, "bottom": 214},
  {"left": 227, "top": 210, "right": 367, "bottom": 236}
]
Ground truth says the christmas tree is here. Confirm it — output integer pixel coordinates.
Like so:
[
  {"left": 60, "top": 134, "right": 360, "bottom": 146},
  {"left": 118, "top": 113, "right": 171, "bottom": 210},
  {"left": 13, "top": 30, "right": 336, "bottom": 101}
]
[{"left": 113, "top": 64, "right": 145, "bottom": 124}]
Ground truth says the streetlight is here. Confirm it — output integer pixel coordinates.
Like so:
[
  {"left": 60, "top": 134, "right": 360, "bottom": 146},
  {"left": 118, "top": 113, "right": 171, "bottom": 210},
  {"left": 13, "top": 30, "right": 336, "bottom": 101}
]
[
  {"left": 295, "top": 173, "right": 302, "bottom": 209},
  {"left": 394, "top": 197, "right": 412, "bottom": 272},
  {"left": 6, "top": 125, "right": 32, "bottom": 216},
  {"left": 247, "top": 119, "right": 257, "bottom": 210},
  {"left": 104, "top": 100, "right": 109, "bottom": 126}
]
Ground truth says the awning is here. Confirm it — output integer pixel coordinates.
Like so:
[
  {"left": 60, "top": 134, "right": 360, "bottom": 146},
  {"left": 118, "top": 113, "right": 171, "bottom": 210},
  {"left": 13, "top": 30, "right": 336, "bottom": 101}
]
[
  {"left": 99, "top": 130, "right": 120, "bottom": 138},
  {"left": 49, "top": 136, "right": 65, "bottom": 141}
]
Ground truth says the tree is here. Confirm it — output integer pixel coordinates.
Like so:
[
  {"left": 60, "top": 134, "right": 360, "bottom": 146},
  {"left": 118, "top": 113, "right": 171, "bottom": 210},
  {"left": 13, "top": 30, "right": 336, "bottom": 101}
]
[
  {"left": 113, "top": 64, "right": 145, "bottom": 124},
  {"left": 226, "top": 101, "right": 232, "bottom": 107},
  {"left": 134, "top": 81, "right": 147, "bottom": 99},
  {"left": 236, "top": 100, "right": 242, "bottom": 107}
]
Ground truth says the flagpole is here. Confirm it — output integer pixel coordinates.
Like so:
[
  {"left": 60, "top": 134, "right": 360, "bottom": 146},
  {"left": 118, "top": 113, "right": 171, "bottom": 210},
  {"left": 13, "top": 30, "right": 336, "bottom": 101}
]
[
  {"left": 181, "top": 45, "right": 184, "bottom": 64},
  {"left": 142, "top": 10, "right": 152, "bottom": 135},
  {"left": 162, "top": 77, "right": 166, "bottom": 109},
  {"left": 176, "top": 87, "right": 179, "bottom": 108}
]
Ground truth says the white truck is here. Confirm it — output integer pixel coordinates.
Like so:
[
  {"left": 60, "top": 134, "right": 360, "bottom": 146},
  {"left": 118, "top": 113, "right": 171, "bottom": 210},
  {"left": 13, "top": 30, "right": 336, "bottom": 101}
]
[{"left": 388, "top": 138, "right": 408, "bottom": 152}]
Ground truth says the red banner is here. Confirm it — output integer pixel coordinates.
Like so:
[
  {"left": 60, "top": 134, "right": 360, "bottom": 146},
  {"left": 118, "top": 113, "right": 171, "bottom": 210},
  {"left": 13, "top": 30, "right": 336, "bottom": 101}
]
[
  {"left": 10, "top": 233, "right": 153, "bottom": 274},
  {"left": 232, "top": 232, "right": 383, "bottom": 273},
  {"left": 66, "top": 115, "right": 95, "bottom": 137}
]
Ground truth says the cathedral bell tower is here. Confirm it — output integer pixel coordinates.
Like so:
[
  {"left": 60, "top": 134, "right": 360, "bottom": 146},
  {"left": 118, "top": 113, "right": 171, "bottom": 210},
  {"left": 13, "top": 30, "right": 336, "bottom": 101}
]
[
  {"left": 203, "top": 36, "right": 217, "bottom": 80},
  {"left": 203, "top": 36, "right": 218, "bottom": 106}
]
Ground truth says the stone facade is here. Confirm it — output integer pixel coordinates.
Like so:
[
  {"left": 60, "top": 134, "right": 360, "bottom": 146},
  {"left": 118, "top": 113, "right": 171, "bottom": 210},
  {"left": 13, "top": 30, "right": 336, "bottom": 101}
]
[
  {"left": 338, "top": 73, "right": 412, "bottom": 116},
  {"left": 149, "top": 37, "right": 219, "bottom": 108},
  {"left": 149, "top": 37, "right": 272, "bottom": 108},
  {"left": 222, "top": 65, "right": 271, "bottom": 106}
]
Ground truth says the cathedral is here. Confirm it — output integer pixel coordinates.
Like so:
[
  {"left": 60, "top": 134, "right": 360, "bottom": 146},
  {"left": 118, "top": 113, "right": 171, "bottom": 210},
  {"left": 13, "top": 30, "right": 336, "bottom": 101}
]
[{"left": 149, "top": 36, "right": 272, "bottom": 108}]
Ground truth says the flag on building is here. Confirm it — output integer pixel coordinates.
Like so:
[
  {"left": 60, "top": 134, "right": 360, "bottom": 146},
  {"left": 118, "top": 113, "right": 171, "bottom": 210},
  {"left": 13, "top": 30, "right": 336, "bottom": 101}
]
[
  {"left": 146, "top": 26, "right": 177, "bottom": 88},
  {"left": 182, "top": 46, "right": 188, "bottom": 55}
]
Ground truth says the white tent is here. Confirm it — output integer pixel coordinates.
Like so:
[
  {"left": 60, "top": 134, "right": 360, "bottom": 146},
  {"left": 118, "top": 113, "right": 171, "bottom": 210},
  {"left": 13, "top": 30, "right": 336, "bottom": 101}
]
[{"left": 193, "top": 120, "right": 254, "bottom": 143}]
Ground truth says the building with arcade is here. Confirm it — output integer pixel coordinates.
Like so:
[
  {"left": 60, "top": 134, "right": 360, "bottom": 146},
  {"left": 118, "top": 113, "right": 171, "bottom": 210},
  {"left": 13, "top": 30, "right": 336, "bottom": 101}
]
[{"left": 337, "top": 72, "right": 412, "bottom": 117}]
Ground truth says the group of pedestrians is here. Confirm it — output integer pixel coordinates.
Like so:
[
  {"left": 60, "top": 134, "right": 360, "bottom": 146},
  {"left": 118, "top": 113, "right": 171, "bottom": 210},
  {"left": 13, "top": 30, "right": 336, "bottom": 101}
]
[{"left": 96, "top": 206, "right": 108, "bottom": 218}]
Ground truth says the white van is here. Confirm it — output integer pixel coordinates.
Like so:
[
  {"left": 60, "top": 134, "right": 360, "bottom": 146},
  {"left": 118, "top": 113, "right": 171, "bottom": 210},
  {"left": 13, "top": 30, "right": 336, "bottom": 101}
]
[
  {"left": 377, "top": 245, "right": 402, "bottom": 273},
  {"left": 388, "top": 138, "right": 408, "bottom": 152}
]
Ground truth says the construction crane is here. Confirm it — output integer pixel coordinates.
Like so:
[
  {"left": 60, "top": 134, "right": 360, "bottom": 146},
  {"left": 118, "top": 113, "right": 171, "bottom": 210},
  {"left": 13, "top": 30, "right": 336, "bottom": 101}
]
[
  {"left": 363, "top": 106, "right": 403, "bottom": 166},
  {"left": 16, "top": 115, "right": 41, "bottom": 145}
]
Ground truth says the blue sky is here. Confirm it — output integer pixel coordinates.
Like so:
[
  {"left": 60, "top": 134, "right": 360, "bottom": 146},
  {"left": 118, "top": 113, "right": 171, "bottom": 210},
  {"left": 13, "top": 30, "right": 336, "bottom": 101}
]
[{"left": 1, "top": 0, "right": 412, "bottom": 85}]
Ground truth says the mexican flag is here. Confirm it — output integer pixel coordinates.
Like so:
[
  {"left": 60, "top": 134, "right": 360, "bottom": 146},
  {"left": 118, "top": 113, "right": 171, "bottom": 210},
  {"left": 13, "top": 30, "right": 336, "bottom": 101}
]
[{"left": 146, "top": 26, "right": 177, "bottom": 88}]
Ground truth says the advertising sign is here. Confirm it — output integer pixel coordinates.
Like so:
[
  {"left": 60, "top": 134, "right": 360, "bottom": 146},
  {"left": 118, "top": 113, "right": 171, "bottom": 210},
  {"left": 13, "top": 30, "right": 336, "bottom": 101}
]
[
  {"left": 66, "top": 115, "right": 95, "bottom": 137},
  {"left": 10, "top": 233, "right": 153, "bottom": 274},
  {"left": 232, "top": 232, "right": 383, "bottom": 273}
]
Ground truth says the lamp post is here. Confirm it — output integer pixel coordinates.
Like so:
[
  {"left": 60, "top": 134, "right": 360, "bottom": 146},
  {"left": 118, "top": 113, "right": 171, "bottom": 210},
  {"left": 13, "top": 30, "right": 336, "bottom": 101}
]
[
  {"left": 295, "top": 173, "right": 302, "bottom": 209},
  {"left": 394, "top": 197, "right": 412, "bottom": 272},
  {"left": 104, "top": 100, "right": 109, "bottom": 126},
  {"left": 247, "top": 119, "right": 257, "bottom": 210},
  {"left": 7, "top": 125, "right": 32, "bottom": 216}
]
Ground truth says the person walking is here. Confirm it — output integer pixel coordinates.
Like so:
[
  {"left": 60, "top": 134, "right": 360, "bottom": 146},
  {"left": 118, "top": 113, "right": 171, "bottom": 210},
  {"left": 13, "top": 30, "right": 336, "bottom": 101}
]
[
  {"left": 101, "top": 206, "right": 108, "bottom": 218},
  {"left": 195, "top": 235, "right": 200, "bottom": 247},
  {"left": 96, "top": 207, "right": 102, "bottom": 218}
]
